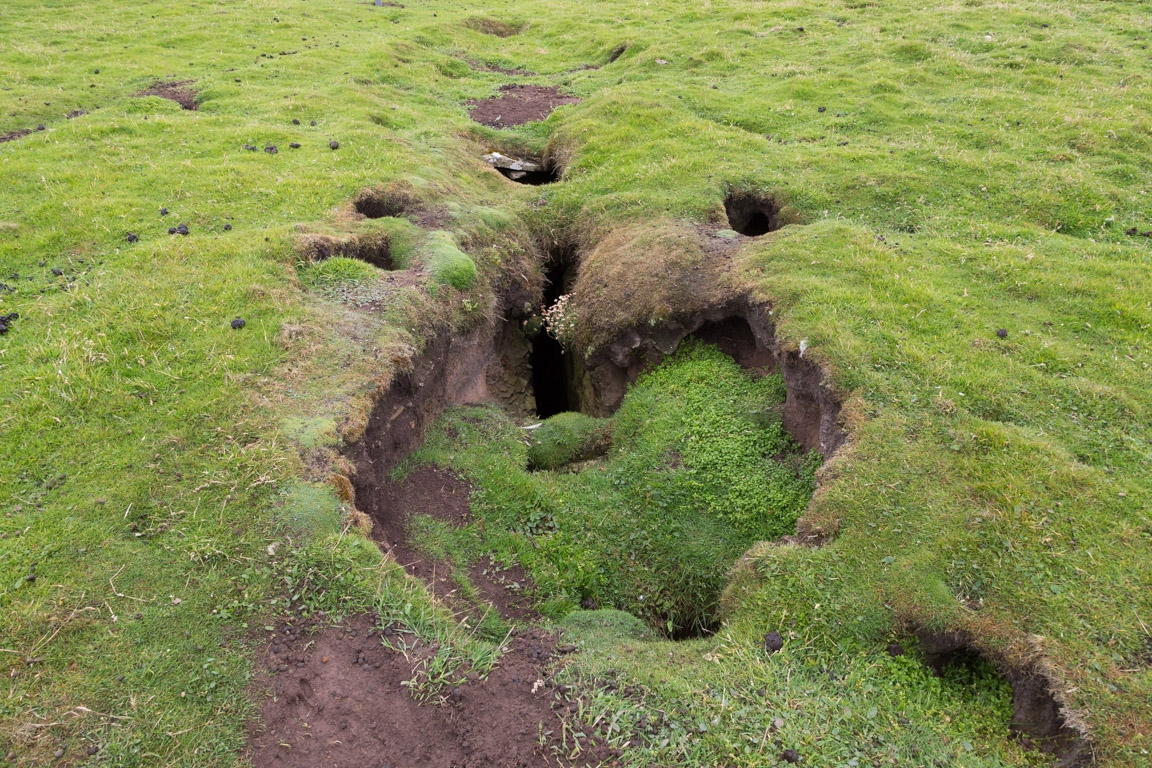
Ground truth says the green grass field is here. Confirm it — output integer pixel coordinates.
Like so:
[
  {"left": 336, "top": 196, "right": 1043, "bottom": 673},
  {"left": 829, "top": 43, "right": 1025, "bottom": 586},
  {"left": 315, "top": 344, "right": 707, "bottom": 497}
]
[{"left": 1, "top": 0, "right": 1150, "bottom": 765}]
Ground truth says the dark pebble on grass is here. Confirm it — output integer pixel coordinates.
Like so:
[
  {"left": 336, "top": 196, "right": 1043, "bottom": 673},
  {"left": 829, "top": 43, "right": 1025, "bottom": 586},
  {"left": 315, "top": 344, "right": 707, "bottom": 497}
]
[
  {"left": 329, "top": 140, "right": 340, "bottom": 150},
  {"left": 764, "top": 630, "right": 784, "bottom": 654},
  {"left": 781, "top": 749, "right": 801, "bottom": 763},
  {"left": 224, "top": 223, "right": 232, "bottom": 231},
  {"left": 996, "top": 328, "right": 1008, "bottom": 338},
  {"left": 292, "top": 118, "right": 300, "bottom": 125},
  {"left": 887, "top": 642, "right": 905, "bottom": 657},
  {"left": 289, "top": 142, "right": 301, "bottom": 148},
  {"left": 264, "top": 144, "right": 278, "bottom": 154},
  {"left": 176, "top": 224, "right": 189, "bottom": 236},
  {"left": 126, "top": 233, "right": 138, "bottom": 243},
  {"left": 51, "top": 268, "right": 63, "bottom": 276},
  {"left": 160, "top": 207, "right": 169, "bottom": 216},
  {"left": 231, "top": 317, "right": 246, "bottom": 330},
  {"left": 168, "top": 227, "right": 177, "bottom": 235}
]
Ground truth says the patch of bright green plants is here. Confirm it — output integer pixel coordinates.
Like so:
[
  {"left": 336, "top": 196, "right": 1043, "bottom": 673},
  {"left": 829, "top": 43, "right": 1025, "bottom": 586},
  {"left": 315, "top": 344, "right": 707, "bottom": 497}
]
[
  {"left": 554, "top": 611, "right": 1048, "bottom": 768},
  {"left": 403, "top": 341, "right": 819, "bottom": 637}
]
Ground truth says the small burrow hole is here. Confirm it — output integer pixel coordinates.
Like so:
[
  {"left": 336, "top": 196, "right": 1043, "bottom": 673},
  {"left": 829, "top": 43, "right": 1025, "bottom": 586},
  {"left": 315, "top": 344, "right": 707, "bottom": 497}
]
[
  {"left": 607, "top": 44, "right": 628, "bottom": 63},
  {"left": 484, "top": 152, "right": 561, "bottom": 186},
  {"left": 724, "top": 192, "right": 782, "bottom": 236},
  {"left": 353, "top": 187, "right": 412, "bottom": 219}
]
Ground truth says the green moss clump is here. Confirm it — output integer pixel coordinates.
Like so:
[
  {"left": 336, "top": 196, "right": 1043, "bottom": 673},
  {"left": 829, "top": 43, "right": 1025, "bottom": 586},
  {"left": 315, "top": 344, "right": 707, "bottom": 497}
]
[
  {"left": 425, "top": 231, "right": 477, "bottom": 291},
  {"left": 526, "top": 412, "right": 613, "bottom": 470}
]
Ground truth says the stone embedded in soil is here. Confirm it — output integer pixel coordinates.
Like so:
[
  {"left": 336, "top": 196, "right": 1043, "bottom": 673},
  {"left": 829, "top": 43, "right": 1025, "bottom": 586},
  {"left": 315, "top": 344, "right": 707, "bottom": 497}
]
[{"left": 764, "top": 630, "right": 784, "bottom": 654}]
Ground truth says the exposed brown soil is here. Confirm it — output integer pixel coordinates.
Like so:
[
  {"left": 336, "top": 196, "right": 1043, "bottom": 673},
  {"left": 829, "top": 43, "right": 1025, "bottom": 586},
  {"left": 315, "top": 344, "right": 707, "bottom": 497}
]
[
  {"left": 468, "top": 85, "right": 581, "bottom": 128},
  {"left": 250, "top": 615, "right": 615, "bottom": 768},
  {"left": 0, "top": 125, "right": 44, "bottom": 143},
  {"left": 132, "top": 80, "right": 198, "bottom": 110},
  {"left": 358, "top": 465, "right": 540, "bottom": 621}
]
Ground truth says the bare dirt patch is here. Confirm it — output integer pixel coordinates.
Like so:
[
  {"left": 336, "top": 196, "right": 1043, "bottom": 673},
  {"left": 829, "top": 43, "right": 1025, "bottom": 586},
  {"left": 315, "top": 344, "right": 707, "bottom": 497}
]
[
  {"left": 132, "top": 80, "right": 198, "bottom": 110},
  {"left": 250, "top": 615, "right": 613, "bottom": 768},
  {"left": 0, "top": 125, "right": 45, "bottom": 143},
  {"left": 468, "top": 85, "right": 581, "bottom": 128}
]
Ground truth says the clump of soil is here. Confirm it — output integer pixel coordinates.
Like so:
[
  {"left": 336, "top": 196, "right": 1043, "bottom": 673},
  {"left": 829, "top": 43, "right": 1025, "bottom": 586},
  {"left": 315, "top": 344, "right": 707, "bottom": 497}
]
[
  {"left": 133, "top": 80, "right": 198, "bottom": 110},
  {"left": 724, "top": 192, "right": 782, "bottom": 236},
  {"left": 249, "top": 615, "right": 612, "bottom": 768},
  {"left": 468, "top": 85, "right": 581, "bottom": 128}
]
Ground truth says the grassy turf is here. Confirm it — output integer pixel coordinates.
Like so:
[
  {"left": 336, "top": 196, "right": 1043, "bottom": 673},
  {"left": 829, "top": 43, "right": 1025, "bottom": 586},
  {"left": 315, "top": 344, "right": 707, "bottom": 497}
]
[{"left": 1, "top": 0, "right": 1150, "bottom": 765}]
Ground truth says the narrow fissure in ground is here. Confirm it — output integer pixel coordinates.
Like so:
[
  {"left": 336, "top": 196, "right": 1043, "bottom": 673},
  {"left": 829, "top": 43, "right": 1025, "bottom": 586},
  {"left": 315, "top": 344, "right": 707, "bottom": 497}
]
[{"left": 530, "top": 252, "right": 577, "bottom": 417}]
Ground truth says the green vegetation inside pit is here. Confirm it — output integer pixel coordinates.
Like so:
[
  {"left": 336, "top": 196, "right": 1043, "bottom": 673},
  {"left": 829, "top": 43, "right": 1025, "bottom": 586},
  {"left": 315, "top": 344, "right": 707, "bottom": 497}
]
[
  {"left": 402, "top": 342, "right": 819, "bottom": 637},
  {"left": 556, "top": 610, "right": 1046, "bottom": 768}
]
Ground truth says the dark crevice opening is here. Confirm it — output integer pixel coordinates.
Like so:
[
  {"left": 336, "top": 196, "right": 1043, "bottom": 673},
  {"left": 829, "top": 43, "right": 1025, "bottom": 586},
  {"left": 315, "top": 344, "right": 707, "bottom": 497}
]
[
  {"left": 724, "top": 192, "right": 782, "bottom": 236},
  {"left": 497, "top": 163, "right": 561, "bottom": 186},
  {"left": 531, "top": 252, "right": 576, "bottom": 417}
]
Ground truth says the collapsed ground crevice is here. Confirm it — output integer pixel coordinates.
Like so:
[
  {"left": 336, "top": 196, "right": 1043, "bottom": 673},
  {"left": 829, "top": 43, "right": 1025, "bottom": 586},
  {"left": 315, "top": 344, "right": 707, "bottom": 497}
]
[
  {"left": 915, "top": 628, "right": 1092, "bottom": 767},
  {"left": 299, "top": 231, "right": 395, "bottom": 270},
  {"left": 580, "top": 298, "right": 844, "bottom": 458}
]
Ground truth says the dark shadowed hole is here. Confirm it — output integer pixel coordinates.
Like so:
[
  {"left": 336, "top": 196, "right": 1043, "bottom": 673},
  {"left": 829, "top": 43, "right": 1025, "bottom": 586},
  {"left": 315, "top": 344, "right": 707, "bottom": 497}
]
[
  {"left": 724, "top": 192, "right": 781, "bottom": 236},
  {"left": 497, "top": 162, "right": 561, "bottom": 186},
  {"left": 607, "top": 44, "right": 628, "bottom": 63},
  {"left": 353, "top": 188, "right": 410, "bottom": 219},
  {"left": 531, "top": 253, "right": 577, "bottom": 417}
]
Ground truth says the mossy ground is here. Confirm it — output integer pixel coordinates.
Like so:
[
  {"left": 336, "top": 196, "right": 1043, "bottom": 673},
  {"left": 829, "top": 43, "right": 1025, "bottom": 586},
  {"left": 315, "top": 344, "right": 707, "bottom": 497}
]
[{"left": 1, "top": 0, "right": 1150, "bottom": 765}]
